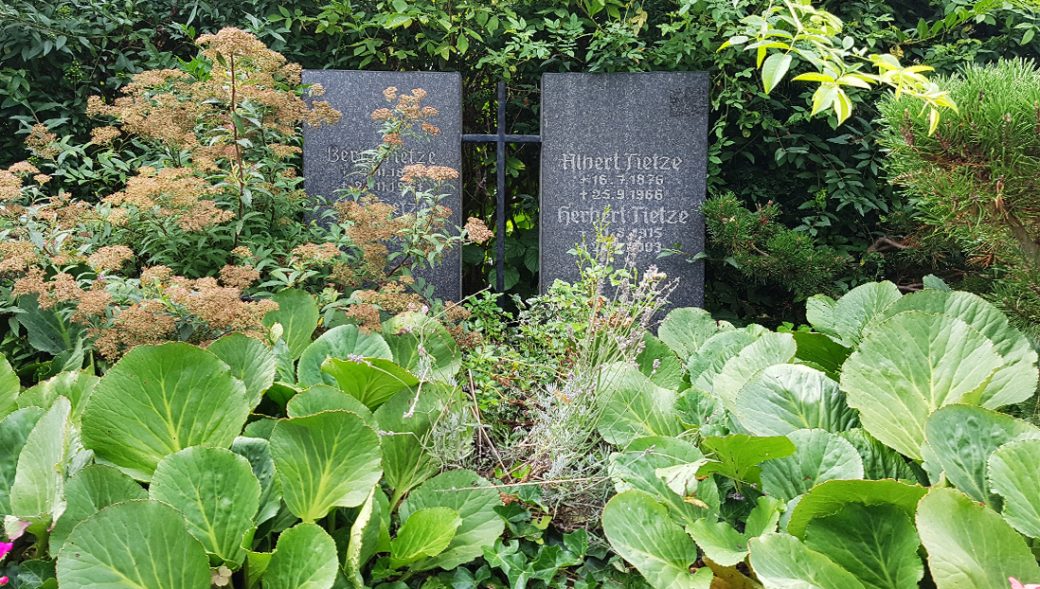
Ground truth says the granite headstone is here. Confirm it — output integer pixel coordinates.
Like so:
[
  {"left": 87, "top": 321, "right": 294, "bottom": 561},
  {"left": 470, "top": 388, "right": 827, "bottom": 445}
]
[
  {"left": 302, "top": 70, "right": 463, "bottom": 301},
  {"left": 540, "top": 72, "right": 709, "bottom": 308}
]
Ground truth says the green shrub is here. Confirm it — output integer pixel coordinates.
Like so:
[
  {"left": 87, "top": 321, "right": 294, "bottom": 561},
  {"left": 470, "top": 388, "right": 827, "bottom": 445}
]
[
  {"left": 879, "top": 58, "right": 1040, "bottom": 336},
  {"left": 601, "top": 280, "right": 1040, "bottom": 587}
]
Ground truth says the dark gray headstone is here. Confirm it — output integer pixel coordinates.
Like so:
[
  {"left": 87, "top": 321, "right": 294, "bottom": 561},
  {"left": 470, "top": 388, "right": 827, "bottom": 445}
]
[
  {"left": 540, "top": 72, "right": 709, "bottom": 308},
  {"left": 303, "top": 70, "right": 463, "bottom": 301}
]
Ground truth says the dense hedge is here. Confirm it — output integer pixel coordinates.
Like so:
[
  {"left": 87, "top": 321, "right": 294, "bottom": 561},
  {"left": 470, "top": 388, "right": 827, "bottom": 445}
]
[{"left": 2, "top": 0, "right": 1039, "bottom": 322}]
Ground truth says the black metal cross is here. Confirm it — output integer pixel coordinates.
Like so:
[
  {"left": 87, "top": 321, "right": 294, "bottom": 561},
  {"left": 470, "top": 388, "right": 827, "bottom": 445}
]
[{"left": 461, "top": 81, "right": 540, "bottom": 292}]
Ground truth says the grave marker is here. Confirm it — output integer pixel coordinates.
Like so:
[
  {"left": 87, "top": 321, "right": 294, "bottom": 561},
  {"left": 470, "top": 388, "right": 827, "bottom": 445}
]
[
  {"left": 540, "top": 72, "right": 709, "bottom": 308},
  {"left": 303, "top": 70, "right": 463, "bottom": 301}
]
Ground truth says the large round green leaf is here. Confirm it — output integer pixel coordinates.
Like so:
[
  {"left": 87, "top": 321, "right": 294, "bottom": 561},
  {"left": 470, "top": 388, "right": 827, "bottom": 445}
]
[
  {"left": 150, "top": 447, "right": 261, "bottom": 567},
  {"left": 805, "top": 281, "right": 902, "bottom": 348},
  {"left": 231, "top": 436, "right": 281, "bottom": 525},
  {"left": 602, "top": 490, "right": 712, "bottom": 589},
  {"left": 270, "top": 410, "right": 382, "bottom": 522},
  {"left": 734, "top": 364, "right": 858, "bottom": 436},
  {"left": 398, "top": 470, "right": 504, "bottom": 570},
  {"left": 917, "top": 487, "right": 1040, "bottom": 588},
  {"left": 383, "top": 312, "right": 461, "bottom": 383},
  {"left": 56, "top": 500, "right": 210, "bottom": 589},
  {"left": 375, "top": 386, "right": 449, "bottom": 507},
  {"left": 686, "top": 518, "right": 749, "bottom": 567},
  {"left": 790, "top": 331, "right": 851, "bottom": 380},
  {"left": 688, "top": 328, "right": 762, "bottom": 389},
  {"left": 81, "top": 343, "right": 250, "bottom": 480},
  {"left": 713, "top": 332, "right": 797, "bottom": 411},
  {"left": 786, "top": 479, "right": 927, "bottom": 538},
  {"left": 297, "top": 325, "right": 392, "bottom": 386},
  {"left": 262, "top": 523, "right": 338, "bottom": 589},
  {"left": 17, "top": 370, "right": 98, "bottom": 419},
  {"left": 880, "top": 289, "right": 1038, "bottom": 408},
  {"left": 596, "top": 364, "right": 682, "bottom": 446},
  {"left": 924, "top": 404, "right": 1039, "bottom": 503},
  {"left": 839, "top": 429, "right": 917, "bottom": 482},
  {"left": 608, "top": 436, "right": 718, "bottom": 527},
  {"left": 390, "top": 506, "right": 460, "bottom": 568},
  {"left": 803, "top": 503, "right": 923, "bottom": 589},
  {"left": 637, "top": 333, "right": 685, "bottom": 390},
  {"left": 699, "top": 434, "right": 796, "bottom": 485},
  {"left": 839, "top": 312, "right": 1004, "bottom": 460},
  {"left": 0, "top": 354, "right": 17, "bottom": 420},
  {"left": 658, "top": 307, "right": 724, "bottom": 360},
  {"left": 263, "top": 288, "right": 319, "bottom": 360},
  {"left": 48, "top": 465, "right": 147, "bottom": 557},
  {"left": 345, "top": 489, "right": 390, "bottom": 588},
  {"left": 10, "top": 397, "right": 71, "bottom": 529},
  {"left": 760, "top": 429, "right": 863, "bottom": 502},
  {"left": 748, "top": 533, "right": 866, "bottom": 589},
  {"left": 208, "top": 334, "right": 276, "bottom": 409},
  {"left": 0, "top": 407, "right": 43, "bottom": 515},
  {"left": 321, "top": 357, "right": 419, "bottom": 409},
  {"left": 286, "top": 384, "right": 374, "bottom": 422},
  {"left": 989, "top": 438, "right": 1040, "bottom": 539},
  {"left": 345, "top": 489, "right": 391, "bottom": 586}
]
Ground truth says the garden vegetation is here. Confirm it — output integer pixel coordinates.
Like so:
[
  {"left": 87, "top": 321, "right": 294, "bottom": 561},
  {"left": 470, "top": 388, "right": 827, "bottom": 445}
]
[{"left": 1, "top": 2, "right": 1040, "bottom": 589}]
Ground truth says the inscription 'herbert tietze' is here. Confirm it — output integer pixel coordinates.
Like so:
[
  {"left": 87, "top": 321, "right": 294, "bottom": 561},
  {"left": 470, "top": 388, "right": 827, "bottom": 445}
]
[{"left": 540, "top": 72, "right": 710, "bottom": 308}]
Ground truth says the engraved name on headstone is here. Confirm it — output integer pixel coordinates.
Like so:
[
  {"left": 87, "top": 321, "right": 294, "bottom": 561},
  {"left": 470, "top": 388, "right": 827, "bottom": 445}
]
[
  {"left": 540, "top": 72, "right": 709, "bottom": 308},
  {"left": 302, "top": 70, "right": 463, "bottom": 301}
]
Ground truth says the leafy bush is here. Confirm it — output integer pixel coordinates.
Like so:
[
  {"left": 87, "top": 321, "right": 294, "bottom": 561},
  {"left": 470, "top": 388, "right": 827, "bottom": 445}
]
[
  {"left": 879, "top": 58, "right": 1040, "bottom": 337},
  {"left": 598, "top": 279, "right": 1040, "bottom": 587},
  {"left": 6, "top": 0, "right": 1040, "bottom": 322},
  {"left": 0, "top": 30, "right": 489, "bottom": 374},
  {"left": 0, "top": 294, "right": 501, "bottom": 588}
]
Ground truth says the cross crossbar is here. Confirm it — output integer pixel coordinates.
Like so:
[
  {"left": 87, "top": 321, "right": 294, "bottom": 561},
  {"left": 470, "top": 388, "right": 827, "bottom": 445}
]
[{"left": 459, "top": 82, "right": 541, "bottom": 292}]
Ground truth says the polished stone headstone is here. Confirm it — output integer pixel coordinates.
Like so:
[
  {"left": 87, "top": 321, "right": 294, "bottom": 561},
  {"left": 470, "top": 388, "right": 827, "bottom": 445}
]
[
  {"left": 303, "top": 70, "right": 462, "bottom": 301},
  {"left": 540, "top": 72, "right": 709, "bottom": 308}
]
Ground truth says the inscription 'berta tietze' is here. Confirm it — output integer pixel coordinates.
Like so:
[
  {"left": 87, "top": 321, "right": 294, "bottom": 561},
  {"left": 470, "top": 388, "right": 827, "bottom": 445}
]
[{"left": 324, "top": 146, "right": 437, "bottom": 165}]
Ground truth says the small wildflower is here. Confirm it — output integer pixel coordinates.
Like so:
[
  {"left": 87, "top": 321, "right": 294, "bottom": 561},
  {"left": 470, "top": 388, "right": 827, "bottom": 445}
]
[
  {"left": 383, "top": 86, "right": 399, "bottom": 102},
  {"left": 140, "top": 265, "right": 174, "bottom": 285},
  {"left": 0, "top": 170, "right": 22, "bottom": 201},
  {"left": 464, "top": 217, "right": 493, "bottom": 244},
  {"left": 212, "top": 565, "right": 232, "bottom": 587},
  {"left": 90, "top": 126, "right": 122, "bottom": 145},
  {"left": 87, "top": 245, "right": 135, "bottom": 273},
  {"left": 345, "top": 303, "right": 382, "bottom": 333},
  {"left": 0, "top": 541, "right": 13, "bottom": 560},
  {"left": 219, "top": 264, "right": 260, "bottom": 289},
  {"left": 399, "top": 164, "right": 459, "bottom": 185},
  {"left": 8, "top": 161, "right": 39, "bottom": 176},
  {"left": 26, "top": 124, "right": 59, "bottom": 159},
  {"left": 290, "top": 242, "right": 341, "bottom": 265},
  {"left": 230, "top": 246, "right": 254, "bottom": 260}
]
